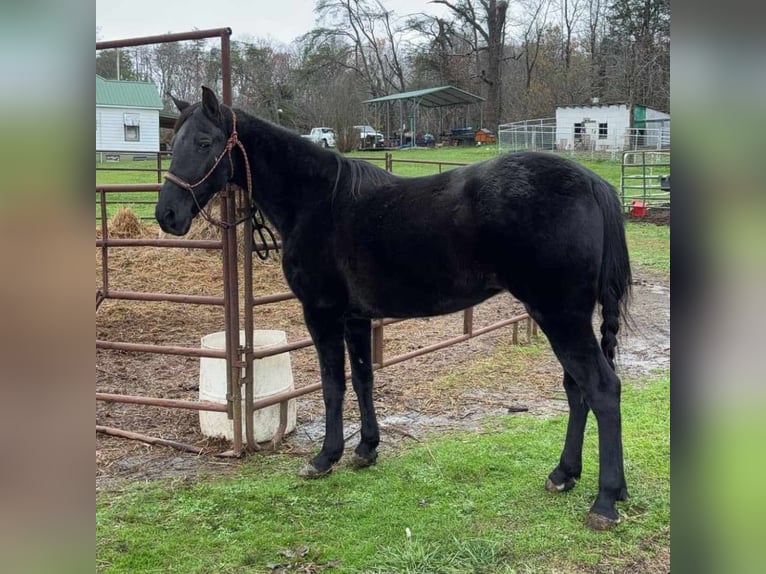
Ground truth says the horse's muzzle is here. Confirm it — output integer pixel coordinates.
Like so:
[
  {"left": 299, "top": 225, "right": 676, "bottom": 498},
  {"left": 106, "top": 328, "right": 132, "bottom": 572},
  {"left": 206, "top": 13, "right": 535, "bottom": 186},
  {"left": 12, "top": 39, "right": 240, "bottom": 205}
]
[{"left": 156, "top": 204, "right": 191, "bottom": 236}]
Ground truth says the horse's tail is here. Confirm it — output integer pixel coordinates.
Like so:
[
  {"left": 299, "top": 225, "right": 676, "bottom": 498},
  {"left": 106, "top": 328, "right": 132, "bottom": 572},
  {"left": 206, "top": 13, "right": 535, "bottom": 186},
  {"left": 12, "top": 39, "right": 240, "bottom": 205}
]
[{"left": 592, "top": 175, "right": 632, "bottom": 370}]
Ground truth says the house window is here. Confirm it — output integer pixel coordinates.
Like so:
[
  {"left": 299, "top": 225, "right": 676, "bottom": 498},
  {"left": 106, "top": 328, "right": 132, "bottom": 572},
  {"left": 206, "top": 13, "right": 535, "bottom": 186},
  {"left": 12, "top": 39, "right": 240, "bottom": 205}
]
[
  {"left": 574, "top": 122, "right": 583, "bottom": 141},
  {"left": 599, "top": 123, "right": 608, "bottom": 139},
  {"left": 124, "top": 113, "right": 141, "bottom": 142}
]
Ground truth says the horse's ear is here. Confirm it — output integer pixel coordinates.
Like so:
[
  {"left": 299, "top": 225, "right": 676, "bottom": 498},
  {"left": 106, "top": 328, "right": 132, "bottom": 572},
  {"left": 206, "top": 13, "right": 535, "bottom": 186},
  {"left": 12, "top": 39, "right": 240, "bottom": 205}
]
[
  {"left": 166, "top": 92, "right": 190, "bottom": 112},
  {"left": 201, "top": 86, "right": 221, "bottom": 121}
]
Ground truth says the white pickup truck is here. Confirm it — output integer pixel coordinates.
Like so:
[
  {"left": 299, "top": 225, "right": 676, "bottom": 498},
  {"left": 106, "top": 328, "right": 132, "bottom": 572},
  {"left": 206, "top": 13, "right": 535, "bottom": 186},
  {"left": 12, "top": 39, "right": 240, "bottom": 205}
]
[{"left": 302, "top": 127, "right": 336, "bottom": 148}]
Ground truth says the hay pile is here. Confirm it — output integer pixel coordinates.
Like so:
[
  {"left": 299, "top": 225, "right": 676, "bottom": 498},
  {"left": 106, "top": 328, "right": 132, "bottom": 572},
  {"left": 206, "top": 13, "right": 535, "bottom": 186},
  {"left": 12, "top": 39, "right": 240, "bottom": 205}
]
[{"left": 109, "top": 208, "right": 150, "bottom": 238}]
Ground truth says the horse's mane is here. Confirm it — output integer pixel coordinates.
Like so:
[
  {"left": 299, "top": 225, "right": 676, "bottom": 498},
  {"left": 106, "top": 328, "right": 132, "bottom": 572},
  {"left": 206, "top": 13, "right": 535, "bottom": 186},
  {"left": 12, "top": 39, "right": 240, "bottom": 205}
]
[{"left": 336, "top": 156, "right": 394, "bottom": 201}]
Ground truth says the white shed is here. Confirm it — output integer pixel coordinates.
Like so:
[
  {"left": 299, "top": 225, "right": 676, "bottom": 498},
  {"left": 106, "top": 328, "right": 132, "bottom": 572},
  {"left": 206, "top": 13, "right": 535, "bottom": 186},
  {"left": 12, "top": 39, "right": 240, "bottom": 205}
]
[
  {"left": 96, "top": 75, "right": 163, "bottom": 158},
  {"left": 555, "top": 101, "right": 669, "bottom": 152}
]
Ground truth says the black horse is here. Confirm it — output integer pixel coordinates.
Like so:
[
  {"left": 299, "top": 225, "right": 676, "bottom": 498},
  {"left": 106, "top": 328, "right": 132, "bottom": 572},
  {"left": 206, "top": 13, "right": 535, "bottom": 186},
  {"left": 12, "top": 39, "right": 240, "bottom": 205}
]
[{"left": 156, "top": 88, "right": 632, "bottom": 530}]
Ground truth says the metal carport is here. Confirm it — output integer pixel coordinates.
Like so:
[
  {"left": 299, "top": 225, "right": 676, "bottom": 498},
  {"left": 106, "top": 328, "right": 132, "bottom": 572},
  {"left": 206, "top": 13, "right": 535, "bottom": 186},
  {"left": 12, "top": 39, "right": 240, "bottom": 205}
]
[{"left": 363, "top": 85, "right": 485, "bottom": 148}]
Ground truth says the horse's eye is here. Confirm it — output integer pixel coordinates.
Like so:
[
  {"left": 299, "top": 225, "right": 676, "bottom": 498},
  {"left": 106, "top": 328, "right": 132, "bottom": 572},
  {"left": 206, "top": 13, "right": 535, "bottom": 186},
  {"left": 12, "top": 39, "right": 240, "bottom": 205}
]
[{"left": 199, "top": 140, "right": 211, "bottom": 149}]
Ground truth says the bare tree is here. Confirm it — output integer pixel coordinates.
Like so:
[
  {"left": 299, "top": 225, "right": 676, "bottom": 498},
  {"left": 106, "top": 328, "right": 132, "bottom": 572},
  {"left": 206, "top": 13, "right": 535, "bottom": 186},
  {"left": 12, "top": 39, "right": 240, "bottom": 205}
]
[
  {"left": 584, "top": 0, "right": 607, "bottom": 99},
  {"left": 603, "top": 0, "right": 669, "bottom": 110},
  {"left": 432, "top": 0, "right": 509, "bottom": 129},
  {"left": 228, "top": 40, "right": 295, "bottom": 123},
  {"left": 292, "top": 36, "right": 368, "bottom": 139},
  {"left": 515, "top": 0, "right": 551, "bottom": 91},
  {"left": 558, "top": 0, "right": 583, "bottom": 74},
  {"left": 96, "top": 0, "right": 667, "bottom": 138},
  {"left": 306, "top": 0, "right": 407, "bottom": 97},
  {"left": 406, "top": 13, "right": 481, "bottom": 90}
]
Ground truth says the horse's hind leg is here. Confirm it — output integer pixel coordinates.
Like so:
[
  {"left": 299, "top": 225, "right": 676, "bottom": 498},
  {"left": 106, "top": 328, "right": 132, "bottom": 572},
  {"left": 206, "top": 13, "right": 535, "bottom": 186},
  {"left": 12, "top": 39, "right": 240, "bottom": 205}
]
[
  {"left": 545, "top": 372, "right": 589, "bottom": 493},
  {"left": 531, "top": 309, "right": 627, "bottom": 529},
  {"left": 344, "top": 317, "right": 380, "bottom": 467},
  {"left": 299, "top": 305, "right": 346, "bottom": 478}
]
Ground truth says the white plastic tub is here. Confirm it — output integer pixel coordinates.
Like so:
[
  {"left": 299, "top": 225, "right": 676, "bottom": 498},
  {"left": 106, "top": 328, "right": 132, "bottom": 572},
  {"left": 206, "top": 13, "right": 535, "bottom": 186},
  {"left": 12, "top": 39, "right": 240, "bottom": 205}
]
[{"left": 199, "top": 330, "right": 296, "bottom": 442}]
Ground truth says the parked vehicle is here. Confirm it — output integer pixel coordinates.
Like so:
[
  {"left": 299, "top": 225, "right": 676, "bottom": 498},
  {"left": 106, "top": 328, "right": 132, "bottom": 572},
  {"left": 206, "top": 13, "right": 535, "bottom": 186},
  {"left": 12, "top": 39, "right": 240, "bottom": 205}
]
[
  {"left": 302, "top": 127, "right": 336, "bottom": 148},
  {"left": 354, "top": 125, "right": 385, "bottom": 149}
]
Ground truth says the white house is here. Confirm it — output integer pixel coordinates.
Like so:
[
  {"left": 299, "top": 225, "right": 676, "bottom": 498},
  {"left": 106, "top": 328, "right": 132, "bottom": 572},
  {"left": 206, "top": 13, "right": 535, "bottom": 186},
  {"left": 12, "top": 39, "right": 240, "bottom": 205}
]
[
  {"left": 96, "top": 75, "right": 163, "bottom": 158},
  {"left": 555, "top": 101, "right": 670, "bottom": 152}
]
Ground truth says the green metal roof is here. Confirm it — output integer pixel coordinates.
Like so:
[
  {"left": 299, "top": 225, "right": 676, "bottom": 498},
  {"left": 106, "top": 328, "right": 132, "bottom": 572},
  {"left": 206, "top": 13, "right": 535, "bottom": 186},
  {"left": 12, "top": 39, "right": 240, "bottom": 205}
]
[
  {"left": 363, "top": 85, "right": 484, "bottom": 108},
  {"left": 96, "top": 75, "right": 163, "bottom": 109}
]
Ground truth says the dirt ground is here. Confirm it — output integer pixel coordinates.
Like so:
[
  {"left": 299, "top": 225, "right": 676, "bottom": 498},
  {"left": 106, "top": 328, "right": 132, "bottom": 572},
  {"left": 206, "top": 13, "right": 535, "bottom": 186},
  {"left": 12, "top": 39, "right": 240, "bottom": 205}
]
[
  {"left": 96, "top": 220, "right": 670, "bottom": 491},
  {"left": 626, "top": 207, "right": 670, "bottom": 226}
]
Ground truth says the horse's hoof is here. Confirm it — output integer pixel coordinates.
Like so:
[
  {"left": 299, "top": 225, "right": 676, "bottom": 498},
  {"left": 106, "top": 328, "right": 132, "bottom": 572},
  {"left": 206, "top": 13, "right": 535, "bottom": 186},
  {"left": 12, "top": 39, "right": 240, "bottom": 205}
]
[
  {"left": 545, "top": 477, "right": 576, "bottom": 493},
  {"left": 298, "top": 462, "right": 332, "bottom": 479},
  {"left": 350, "top": 453, "right": 377, "bottom": 468},
  {"left": 585, "top": 511, "right": 620, "bottom": 531}
]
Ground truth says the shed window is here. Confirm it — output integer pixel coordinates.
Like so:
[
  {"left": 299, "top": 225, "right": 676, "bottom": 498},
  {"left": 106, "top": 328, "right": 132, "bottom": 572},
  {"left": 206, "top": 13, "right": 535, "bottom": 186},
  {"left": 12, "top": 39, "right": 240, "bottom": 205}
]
[
  {"left": 123, "top": 112, "right": 141, "bottom": 141},
  {"left": 124, "top": 125, "right": 140, "bottom": 141},
  {"left": 598, "top": 123, "right": 608, "bottom": 139}
]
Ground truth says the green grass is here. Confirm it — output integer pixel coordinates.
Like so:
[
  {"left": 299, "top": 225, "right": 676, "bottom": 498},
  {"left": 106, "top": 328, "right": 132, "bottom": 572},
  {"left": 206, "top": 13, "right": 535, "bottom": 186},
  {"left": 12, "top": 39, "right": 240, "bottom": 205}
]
[
  {"left": 436, "top": 342, "right": 545, "bottom": 393},
  {"left": 96, "top": 158, "right": 170, "bottom": 185},
  {"left": 624, "top": 222, "right": 670, "bottom": 275},
  {"left": 696, "top": 400, "right": 766, "bottom": 573},
  {"left": 97, "top": 372, "right": 669, "bottom": 573},
  {"left": 96, "top": 159, "right": 169, "bottom": 220}
]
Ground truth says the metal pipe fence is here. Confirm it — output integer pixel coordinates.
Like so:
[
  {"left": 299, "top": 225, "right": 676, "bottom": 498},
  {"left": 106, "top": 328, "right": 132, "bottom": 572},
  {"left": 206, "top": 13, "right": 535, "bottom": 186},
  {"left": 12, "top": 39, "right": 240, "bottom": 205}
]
[
  {"left": 96, "top": 150, "right": 172, "bottom": 182},
  {"left": 95, "top": 156, "right": 166, "bottom": 220},
  {"left": 620, "top": 150, "right": 671, "bottom": 212}
]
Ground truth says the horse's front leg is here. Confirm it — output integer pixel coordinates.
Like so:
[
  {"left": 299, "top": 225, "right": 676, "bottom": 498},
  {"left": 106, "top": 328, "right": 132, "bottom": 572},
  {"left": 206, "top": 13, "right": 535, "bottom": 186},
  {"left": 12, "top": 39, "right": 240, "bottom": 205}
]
[
  {"left": 299, "top": 305, "right": 346, "bottom": 478},
  {"left": 344, "top": 317, "right": 380, "bottom": 468}
]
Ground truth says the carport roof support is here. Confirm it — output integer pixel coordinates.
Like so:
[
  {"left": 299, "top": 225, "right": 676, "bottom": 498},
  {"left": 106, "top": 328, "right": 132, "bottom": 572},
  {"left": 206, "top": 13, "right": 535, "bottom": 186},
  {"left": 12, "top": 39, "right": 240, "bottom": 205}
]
[{"left": 363, "top": 85, "right": 484, "bottom": 108}]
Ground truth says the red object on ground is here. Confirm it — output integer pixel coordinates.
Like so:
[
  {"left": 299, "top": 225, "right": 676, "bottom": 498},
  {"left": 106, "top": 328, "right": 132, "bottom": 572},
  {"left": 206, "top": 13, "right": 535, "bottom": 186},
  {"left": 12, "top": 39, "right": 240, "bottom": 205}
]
[{"left": 631, "top": 201, "right": 647, "bottom": 216}]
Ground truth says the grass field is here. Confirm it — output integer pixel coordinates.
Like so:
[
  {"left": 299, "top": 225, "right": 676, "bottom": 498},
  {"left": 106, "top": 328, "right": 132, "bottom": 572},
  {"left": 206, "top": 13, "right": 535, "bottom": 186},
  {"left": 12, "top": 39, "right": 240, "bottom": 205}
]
[
  {"left": 97, "top": 370, "right": 669, "bottom": 573},
  {"left": 624, "top": 222, "right": 670, "bottom": 275},
  {"left": 96, "top": 158, "right": 170, "bottom": 185},
  {"left": 96, "top": 158, "right": 168, "bottom": 222}
]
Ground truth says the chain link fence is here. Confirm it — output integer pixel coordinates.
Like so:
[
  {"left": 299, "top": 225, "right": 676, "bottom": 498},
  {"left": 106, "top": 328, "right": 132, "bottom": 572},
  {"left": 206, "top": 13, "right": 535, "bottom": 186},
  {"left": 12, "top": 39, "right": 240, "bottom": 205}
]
[{"left": 498, "top": 118, "right": 670, "bottom": 159}]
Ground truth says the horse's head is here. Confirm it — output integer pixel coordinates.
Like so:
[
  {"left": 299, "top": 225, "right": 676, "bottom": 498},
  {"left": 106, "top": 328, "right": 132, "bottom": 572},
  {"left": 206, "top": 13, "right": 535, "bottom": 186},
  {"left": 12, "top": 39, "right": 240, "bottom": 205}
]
[{"left": 155, "top": 87, "right": 231, "bottom": 235}]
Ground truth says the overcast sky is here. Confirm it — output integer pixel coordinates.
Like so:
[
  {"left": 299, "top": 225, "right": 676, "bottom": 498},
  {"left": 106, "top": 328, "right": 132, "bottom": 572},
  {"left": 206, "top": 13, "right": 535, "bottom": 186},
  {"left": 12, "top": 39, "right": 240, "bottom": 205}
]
[{"left": 96, "top": 0, "right": 452, "bottom": 46}]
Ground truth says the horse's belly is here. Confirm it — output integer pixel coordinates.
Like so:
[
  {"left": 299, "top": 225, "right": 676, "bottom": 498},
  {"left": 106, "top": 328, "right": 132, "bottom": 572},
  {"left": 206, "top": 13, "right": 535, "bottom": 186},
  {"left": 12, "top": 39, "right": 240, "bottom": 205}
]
[{"left": 348, "top": 279, "right": 503, "bottom": 319}]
